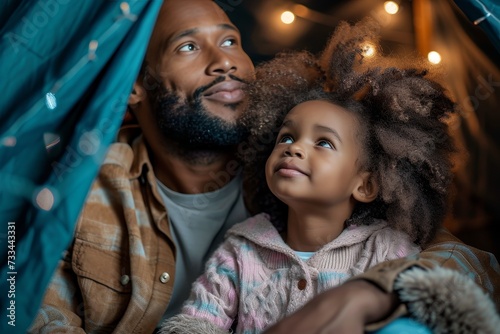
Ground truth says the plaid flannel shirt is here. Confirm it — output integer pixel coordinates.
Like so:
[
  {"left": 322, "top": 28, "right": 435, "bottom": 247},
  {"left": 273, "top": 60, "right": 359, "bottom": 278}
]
[{"left": 29, "top": 127, "right": 176, "bottom": 333}]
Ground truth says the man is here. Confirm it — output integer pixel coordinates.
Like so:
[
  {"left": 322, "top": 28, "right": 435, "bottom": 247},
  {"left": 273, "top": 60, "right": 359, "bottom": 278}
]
[{"left": 30, "top": 0, "right": 499, "bottom": 333}]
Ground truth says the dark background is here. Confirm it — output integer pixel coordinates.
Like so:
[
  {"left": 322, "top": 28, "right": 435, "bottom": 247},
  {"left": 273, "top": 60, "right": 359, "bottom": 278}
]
[
  {"left": 225, "top": 0, "right": 499, "bottom": 65},
  {"left": 224, "top": 0, "right": 500, "bottom": 258}
]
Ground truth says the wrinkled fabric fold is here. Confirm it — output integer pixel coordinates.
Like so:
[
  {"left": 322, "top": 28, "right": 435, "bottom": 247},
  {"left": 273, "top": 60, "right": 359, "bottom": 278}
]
[{"left": 0, "top": 1, "right": 163, "bottom": 332}]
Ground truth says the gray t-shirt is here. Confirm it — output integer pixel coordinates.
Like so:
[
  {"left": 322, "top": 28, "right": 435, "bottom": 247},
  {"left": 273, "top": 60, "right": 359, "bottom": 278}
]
[{"left": 156, "top": 171, "right": 249, "bottom": 321}]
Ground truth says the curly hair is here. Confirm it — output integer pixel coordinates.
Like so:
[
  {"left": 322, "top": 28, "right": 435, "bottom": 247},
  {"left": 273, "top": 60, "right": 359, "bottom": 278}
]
[{"left": 240, "top": 18, "right": 457, "bottom": 246}]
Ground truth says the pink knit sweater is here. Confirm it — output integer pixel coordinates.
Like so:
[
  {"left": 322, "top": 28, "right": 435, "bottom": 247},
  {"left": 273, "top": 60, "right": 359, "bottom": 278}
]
[{"left": 161, "top": 213, "right": 420, "bottom": 334}]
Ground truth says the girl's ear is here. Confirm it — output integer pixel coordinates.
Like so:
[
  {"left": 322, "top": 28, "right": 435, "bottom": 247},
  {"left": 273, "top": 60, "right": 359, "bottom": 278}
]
[
  {"left": 128, "top": 81, "right": 146, "bottom": 107},
  {"left": 353, "top": 172, "right": 379, "bottom": 203}
]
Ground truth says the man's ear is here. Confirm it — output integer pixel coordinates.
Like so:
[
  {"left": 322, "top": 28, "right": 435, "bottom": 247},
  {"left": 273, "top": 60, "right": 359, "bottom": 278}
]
[
  {"left": 352, "top": 172, "right": 379, "bottom": 203},
  {"left": 128, "top": 81, "right": 146, "bottom": 107}
]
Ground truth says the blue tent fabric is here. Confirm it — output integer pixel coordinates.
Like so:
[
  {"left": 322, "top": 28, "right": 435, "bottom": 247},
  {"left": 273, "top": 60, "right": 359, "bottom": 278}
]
[
  {"left": 369, "top": 317, "right": 432, "bottom": 334},
  {"left": 453, "top": 0, "right": 500, "bottom": 54},
  {"left": 0, "top": 1, "right": 162, "bottom": 333}
]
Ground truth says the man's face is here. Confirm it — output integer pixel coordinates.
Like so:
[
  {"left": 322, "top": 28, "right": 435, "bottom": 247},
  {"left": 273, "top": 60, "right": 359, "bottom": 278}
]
[
  {"left": 142, "top": 0, "right": 255, "bottom": 150},
  {"left": 151, "top": 75, "right": 249, "bottom": 149}
]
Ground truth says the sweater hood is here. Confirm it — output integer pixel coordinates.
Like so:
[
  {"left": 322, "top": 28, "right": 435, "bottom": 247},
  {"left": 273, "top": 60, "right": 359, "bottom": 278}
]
[{"left": 227, "top": 213, "right": 389, "bottom": 258}]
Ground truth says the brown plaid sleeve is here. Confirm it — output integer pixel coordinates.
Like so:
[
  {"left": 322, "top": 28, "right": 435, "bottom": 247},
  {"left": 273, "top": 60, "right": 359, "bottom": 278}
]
[
  {"left": 28, "top": 248, "right": 86, "bottom": 333},
  {"left": 353, "top": 228, "right": 500, "bottom": 330}
]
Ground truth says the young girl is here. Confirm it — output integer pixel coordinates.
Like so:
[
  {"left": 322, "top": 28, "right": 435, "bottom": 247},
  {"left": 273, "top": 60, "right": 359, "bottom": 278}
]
[{"left": 160, "top": 20, "right": 499, "bottom": 334}]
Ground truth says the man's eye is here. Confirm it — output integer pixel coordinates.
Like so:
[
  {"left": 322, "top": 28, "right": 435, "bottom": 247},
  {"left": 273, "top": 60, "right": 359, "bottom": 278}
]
[
  {"left": 317, "top": 140, "right": 333, "bottom": 149},
  {"left": 179, "top": 43, "right": 196, "bottom": 52}
]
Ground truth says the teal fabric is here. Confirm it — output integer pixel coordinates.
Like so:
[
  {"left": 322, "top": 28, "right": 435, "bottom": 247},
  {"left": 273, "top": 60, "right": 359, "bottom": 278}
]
[
  {"left": 368, "top": 317, "right": 432, "bottom": 334},
  {"left": 454, "top": 0, "right": 500, "bottom": 54},
  {"left": 0, "top": 1, "right": 162, "bottom": 333}
]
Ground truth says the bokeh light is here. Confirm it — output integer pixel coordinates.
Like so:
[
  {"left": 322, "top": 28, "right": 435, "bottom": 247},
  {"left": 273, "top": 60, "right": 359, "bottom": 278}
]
[
  {"left": 384, "top": 1, "right": 399, "bottom": 15},
  {"left": 362, "top": 43, "right": 376, "bottom": 57},
  {"left": 281, "top": 11, "right": 295, "bottom": 24},
  {"left": 427, "top": 51, "right": 442, "bottom": 64},
  {"left": 34, "top": 187, "right": 55, "bottom": 211},
  {"left": 2, "top": 136, "right": 17, "bottom": 147}
]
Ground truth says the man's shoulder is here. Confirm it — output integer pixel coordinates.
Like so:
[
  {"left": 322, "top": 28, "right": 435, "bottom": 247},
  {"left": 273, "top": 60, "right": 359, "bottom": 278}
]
[
  {"left": 102, "top": 142, "right": 134, "bottom": 169},
  {"left": 99, "top": 127, "right": 148, "bottom": 178}
]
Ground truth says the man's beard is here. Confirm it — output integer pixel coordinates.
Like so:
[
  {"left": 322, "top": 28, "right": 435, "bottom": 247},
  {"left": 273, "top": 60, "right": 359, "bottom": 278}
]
[{"left": 153, "top": 76, "right": 248, "bottom": 152}]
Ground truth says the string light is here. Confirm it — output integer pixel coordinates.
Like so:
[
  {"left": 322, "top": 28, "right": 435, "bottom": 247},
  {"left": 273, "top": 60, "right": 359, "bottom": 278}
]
[
  {"left": 34, "top": 187, "right": 55, "bottom": 211},
  {"left": 2, "top": 136, "right": 16, "bottom": 147},
  {"left": 45, "top": 92, "right": 57, "bottom": 110},
  {"left": 281, "top": 11, "right": 295, "bottom": 24},
  {"left": 427, "top": 51, "right": 442, "bottom": 64},
  {"left": 88, "top": 40, "right": 98, "bottom": 60},
  {"left": 120, "top": 2, "right": 130, "bottom": 16},
  {"left": 362, "top": 43, "right": 376, "bottom": 57},
  {"left": 384, "top": 1, "right": 399, "bottom": 15}
]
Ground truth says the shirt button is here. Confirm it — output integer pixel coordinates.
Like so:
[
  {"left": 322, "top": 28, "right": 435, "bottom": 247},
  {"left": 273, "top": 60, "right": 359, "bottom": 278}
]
[
  {"left": 120, "top": 275, "right": 130, "bottom": 286},
  {"left": 160, "top": 272, "right": 170, "bottom": 284},
  {"left": 297, "top": 279, "right": 307, "bottom": 290}
]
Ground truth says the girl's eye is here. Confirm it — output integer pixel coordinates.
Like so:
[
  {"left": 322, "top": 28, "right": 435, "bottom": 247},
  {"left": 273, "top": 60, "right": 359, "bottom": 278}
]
[
  {"left": 221, "top": 38, "right": 236, "bottom": 47},
  {"left": 278, "top": 135, "right": 293, "bottom": 144},
  {"left": 317, "top": 140, "right": 333, "bottom": 149},
  {"left": 178, "top": 43, "right": 197, "bottom": 52}
]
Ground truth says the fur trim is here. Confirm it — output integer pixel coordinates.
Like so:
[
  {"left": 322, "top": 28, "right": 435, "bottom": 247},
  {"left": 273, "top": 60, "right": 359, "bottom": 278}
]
[
  {"left": 158, "top": 314, "right": 230, "bottom": 334},
  {"left": 395, "top": 267, "right": 500, "bottom": 333}
]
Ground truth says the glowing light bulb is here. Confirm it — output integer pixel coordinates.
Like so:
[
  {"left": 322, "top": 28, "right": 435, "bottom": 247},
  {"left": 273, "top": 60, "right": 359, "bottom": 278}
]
[
  {"left": 428, "top": 51, "right": 442, "bottom": 64},
  {"left": 281, "top": 11, "right": 295, "bottom": 24},
  {"left": 362, "top": 43, "right": 376, "bottom": 57},
  {"left": 384, "top": 1, "right": 399, "bottom": 15}
]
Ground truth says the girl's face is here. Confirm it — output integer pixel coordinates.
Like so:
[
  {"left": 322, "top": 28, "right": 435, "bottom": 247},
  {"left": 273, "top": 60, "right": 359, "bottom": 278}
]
[{"left": 266, "top": 100, "right": 367, "bottom": 210}]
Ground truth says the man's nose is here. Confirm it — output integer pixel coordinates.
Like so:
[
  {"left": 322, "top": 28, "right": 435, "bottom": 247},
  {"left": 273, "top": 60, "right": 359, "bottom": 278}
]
[{"left": 206, "top": 48, "right": 237, "bottom": 75}]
